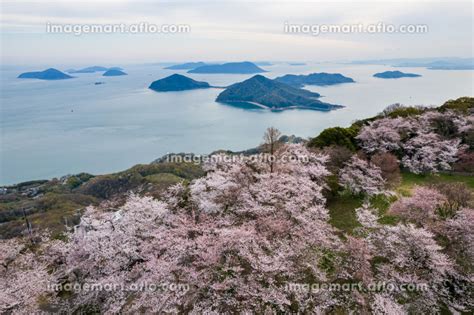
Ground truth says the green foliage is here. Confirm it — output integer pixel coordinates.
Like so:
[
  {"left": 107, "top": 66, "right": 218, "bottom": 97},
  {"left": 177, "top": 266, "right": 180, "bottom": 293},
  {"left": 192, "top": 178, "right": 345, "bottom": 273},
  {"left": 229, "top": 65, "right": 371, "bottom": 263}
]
[
  {"left": 318, "top": 249, "right": 337, "bottom": 275},
  {"left": 308, "top": 127, "right": 358, "bottom": 151},
  {"left": 0, "top": 193, "right": 97, "bottom": 239},
  {"left": 400, "top": 171, "right": 474, "bottom": 190},
  {"left": 80, "top": 173, "right": 144, "bottom": 199},
  {"left": 145, "top": 173, "right": 185, "bottom": 197},
  {"left": 324, "top": 175, "right": 342, "bottom": 199},
  {"left": 0, "top": 162, "right": 204, "bottom": 239},
  {"left": 431, "top": 115, "right": 458, "bottom": 138},
  {"left": 65, "top": 176, "right": 82, "bottom": 189},
  {"left": 438, "top": 96, "right": 474, "bottom": 114},
  {"left": 369, "top": 194, "right": 396, "bottom": 214},
  {"left": 368, "top": 194, "right": 399, "bottom": 225},
  {"left": 327, "top": 193, "right": 363, "bottom": 232},
  {"left": 386, "top": 106, "right": 424, "bottom": 118},
  {"left": 463, "top": 128, "right": 474, "bottom": 150},
  {"left": 65, "top": 173, "right": 94, "bottom": 189},
  {"left": 80, "top": 162, "right": 204, "bottom": 199},
  {"left": 128, "top": 162, "right": 204, "bottom": 180}
]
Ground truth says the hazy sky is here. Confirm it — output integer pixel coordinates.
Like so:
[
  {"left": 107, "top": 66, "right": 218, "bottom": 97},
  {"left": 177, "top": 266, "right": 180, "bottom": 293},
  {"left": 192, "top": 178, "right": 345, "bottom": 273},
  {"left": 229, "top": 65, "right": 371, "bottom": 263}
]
[{"left": 1, "top": 0, "right": 473, "bottom": 65}]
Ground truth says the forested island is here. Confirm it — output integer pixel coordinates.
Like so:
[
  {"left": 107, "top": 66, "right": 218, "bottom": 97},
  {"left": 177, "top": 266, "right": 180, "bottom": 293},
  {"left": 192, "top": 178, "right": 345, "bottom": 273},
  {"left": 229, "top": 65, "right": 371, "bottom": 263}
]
[
  {"left": 373, "top": 70, "right": 422, "bottom": 78},
  {"left": 103, "top": 69, "right": 127, "bottom": 76},
  {"left": 275, "top": 72, "right": 355, "bottom": 87},
  {"left": 188, "top": 61, "right": 266, "bottom": 74},
  {"left": 17, "top": 68, "right": 73, "bottom": 80},
  {"left": 164, "top": 62, "right": 208, "bottom": 70},
  {"left": 216, "top": 75, "right": 342, "bottom": 111},
  {"left": 149, "top": 74, "right": 211, "bottom": 92}
]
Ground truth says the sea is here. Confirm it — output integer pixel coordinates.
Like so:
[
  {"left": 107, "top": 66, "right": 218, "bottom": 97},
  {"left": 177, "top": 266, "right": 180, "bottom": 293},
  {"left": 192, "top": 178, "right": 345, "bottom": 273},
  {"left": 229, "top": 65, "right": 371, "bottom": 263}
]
[{"left": 1, "top": 62, "right": 473, "bottom": 185}]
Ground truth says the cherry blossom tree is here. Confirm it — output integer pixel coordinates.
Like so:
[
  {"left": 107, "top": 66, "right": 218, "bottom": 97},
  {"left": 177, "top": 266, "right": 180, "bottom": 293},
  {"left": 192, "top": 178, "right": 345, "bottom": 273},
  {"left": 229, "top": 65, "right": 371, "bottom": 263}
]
[
  {"left": 401, "top": 132, "right": 461, "bottom": 174},
  {"left": 356, "top": 110, "right": 470, "bottom": 174},
  {"left": 0, "top": 236, "right": 67, "bottom": 313},
  {"left": 339, "top": 156, "right": 385, "bottom": 196},
  {"left": 436, "top": 208, "right": 474, "bottom": 273},
  {"left": 356, "top": 117, "right": 416, "bottom": 154},
  {"left": 388, "top": 186, "right": 447, "bottom": 226},
  {"left": 39, "top": 144, "right": 344, "bottom": 313}
]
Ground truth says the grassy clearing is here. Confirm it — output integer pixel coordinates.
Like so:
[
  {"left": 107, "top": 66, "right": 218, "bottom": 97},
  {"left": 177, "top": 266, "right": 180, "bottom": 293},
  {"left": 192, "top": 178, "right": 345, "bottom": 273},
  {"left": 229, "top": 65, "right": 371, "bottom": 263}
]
[
  {"left": 399, "top": 172, "right": 474, "bottom": 196},
  {"left": 327, "top": 194, "right": 363, "bottom": 233}
]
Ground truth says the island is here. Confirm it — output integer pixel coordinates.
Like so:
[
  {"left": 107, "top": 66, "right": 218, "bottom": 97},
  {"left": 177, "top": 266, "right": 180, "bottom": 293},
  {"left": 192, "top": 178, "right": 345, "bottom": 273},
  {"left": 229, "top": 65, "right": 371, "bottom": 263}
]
[
  {"left": 164, "top": 62, "right": 207, "bottom": 70},
  {"left": 188, "top": 61, "right": 266, "bottom": 74},
  {"left": 288, "top": 62, "right": 306, "bottom": 66},
  {"left": 18, "top": 68, "right": 74, "bottom": 80},
  {"left": 215, "top": 75, "right": 343, "bottom": 111},
  {"left": 149, "top": 74, "right": 211, "bottom": 92},
  {"left": 373, "top": 70, "right": 421, "bottom": 79},
  {"left": 353, "top": 58, "right": 474, "bottom": 70},
  {"left": 275, "top": 72, "right": 355, "bottom": 87},
  {"left": 254, "top": 61, "right": 273, "bottom": 66},
  {"left": 68, "top": 66, "right": 123, "bottom": 73},
  {"left": 103, "top": 69, "right": 127, "bottom": 76}
]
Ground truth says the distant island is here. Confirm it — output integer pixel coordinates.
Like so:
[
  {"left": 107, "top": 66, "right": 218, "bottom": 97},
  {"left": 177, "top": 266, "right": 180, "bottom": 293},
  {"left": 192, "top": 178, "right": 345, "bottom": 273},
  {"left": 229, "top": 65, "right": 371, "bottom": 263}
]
[
  {"left": 421, "top": 61, "right": 474, "bottom": 70},
  {"left": 216, "top": 75, "right": 342, "bottom": 111},
  {"left": 18, "top": 68, "right": 73, "bottom": 80},
  {"left": 353, "top": 57, "right": 474, "bottom": 70},
  {"left": 188, "top": 62, "right": 266, "bottom": 74},
  {"left": 103, "top": 69, "right": 127, "bottom": 76},
  {"left": 275, "top": 72, "right": 355, "bottom": 87},
  {"left": 288, "top": 62, "right": 306, "bottom": 66},
  {"left": 149, "top": 74, "right": 211, "bottom": 92},
  {"left": 164, "top": 62, "right": 207, "bottom": 70},
  {"left": 254, "top": 61, "right": 273, "bottom": 66},
  {"left": 373, "top": 70, "right": 421, "bottom": 79},
  {"left": 67, "top": 66, "right": 123, "bottom": 73}
]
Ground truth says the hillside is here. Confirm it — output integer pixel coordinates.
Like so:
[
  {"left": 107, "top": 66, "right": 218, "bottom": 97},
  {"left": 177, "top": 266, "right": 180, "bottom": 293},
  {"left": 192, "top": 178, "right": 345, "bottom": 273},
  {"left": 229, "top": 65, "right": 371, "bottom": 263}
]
[{"left": 1, "top": 96, "right": 473, "bottom": 314}]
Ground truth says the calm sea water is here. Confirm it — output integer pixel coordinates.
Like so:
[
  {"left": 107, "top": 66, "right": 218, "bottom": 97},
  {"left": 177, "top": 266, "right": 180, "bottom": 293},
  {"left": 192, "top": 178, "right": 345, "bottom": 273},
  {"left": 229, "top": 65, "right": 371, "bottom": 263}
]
[{"left": 1, "top": 63, "right": 473, "bottom": 185}]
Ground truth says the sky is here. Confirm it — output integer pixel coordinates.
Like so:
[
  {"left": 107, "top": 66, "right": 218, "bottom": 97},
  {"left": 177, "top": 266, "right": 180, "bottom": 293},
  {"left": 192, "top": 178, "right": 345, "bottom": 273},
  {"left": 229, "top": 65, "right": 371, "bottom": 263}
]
[{"left": 0, "top": 0, "right": 473, "bottom": 65}]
